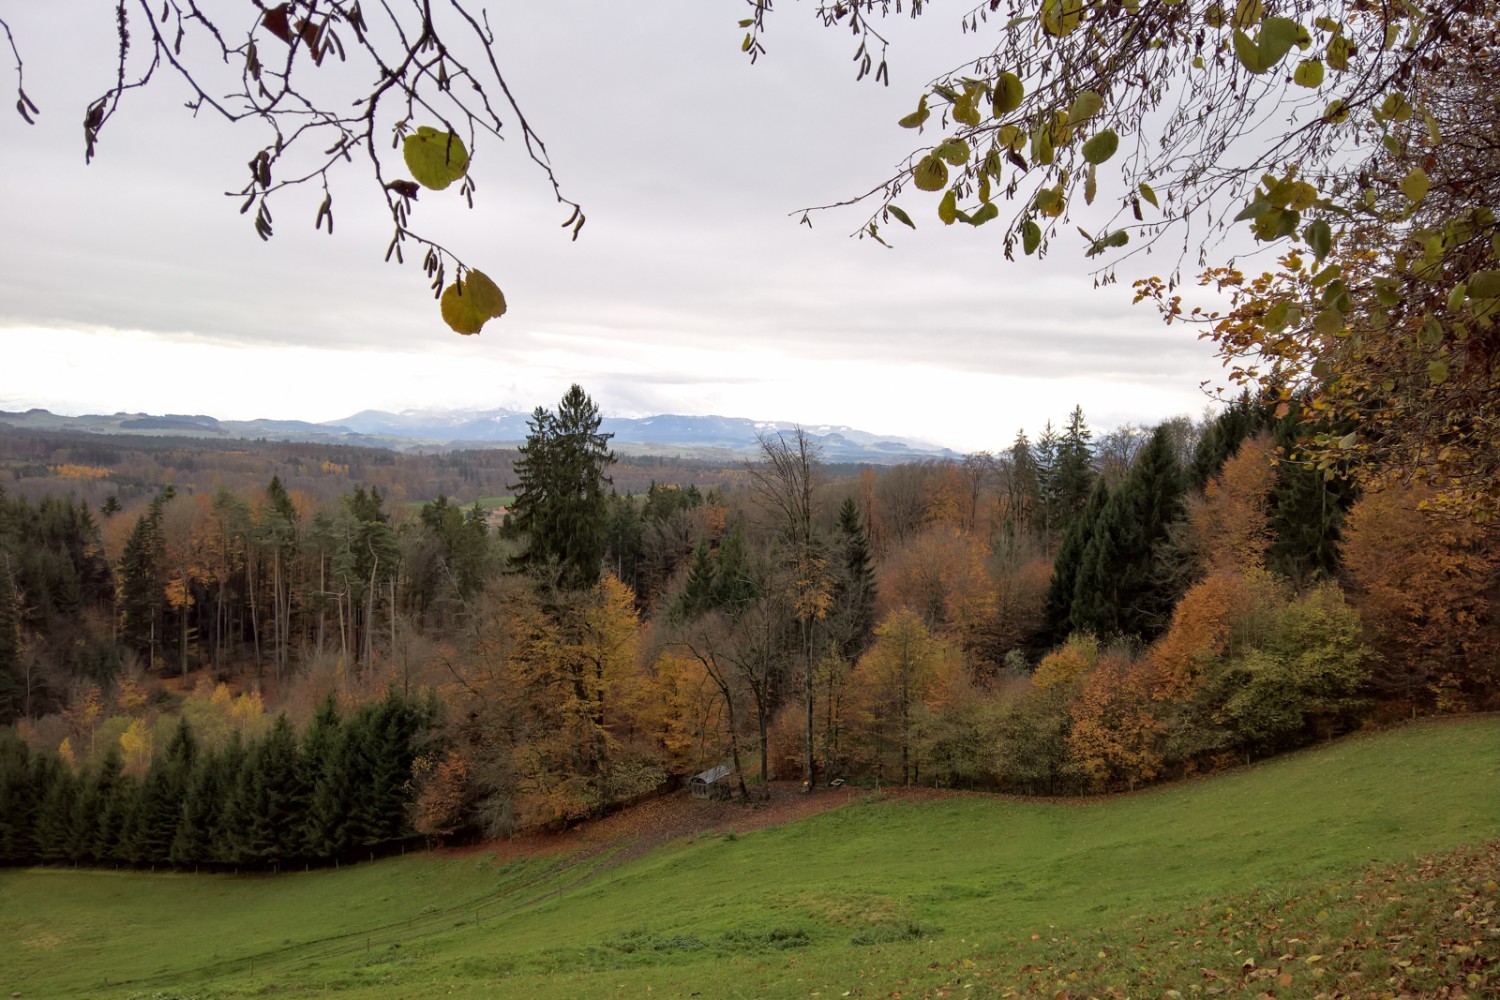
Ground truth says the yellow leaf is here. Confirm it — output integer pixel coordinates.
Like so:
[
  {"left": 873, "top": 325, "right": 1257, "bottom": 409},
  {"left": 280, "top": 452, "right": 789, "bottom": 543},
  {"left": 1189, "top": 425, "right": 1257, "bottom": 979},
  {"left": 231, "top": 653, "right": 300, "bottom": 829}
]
[{"left": 440, "top": 269, "right": 507, "bottom": 335}]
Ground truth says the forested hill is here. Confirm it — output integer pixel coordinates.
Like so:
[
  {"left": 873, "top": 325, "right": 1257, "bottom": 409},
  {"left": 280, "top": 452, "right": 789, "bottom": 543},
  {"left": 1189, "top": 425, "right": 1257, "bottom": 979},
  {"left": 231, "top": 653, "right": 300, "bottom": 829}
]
[{"left": 0, "top": 407, "right": 955, "bottom": 462}]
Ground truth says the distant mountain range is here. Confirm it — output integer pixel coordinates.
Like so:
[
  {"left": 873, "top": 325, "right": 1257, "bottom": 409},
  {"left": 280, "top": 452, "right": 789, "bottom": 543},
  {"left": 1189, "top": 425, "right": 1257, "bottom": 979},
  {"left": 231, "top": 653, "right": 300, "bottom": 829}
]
[{"left": 0, "top": 406, "right": 956, "bottom": 463}]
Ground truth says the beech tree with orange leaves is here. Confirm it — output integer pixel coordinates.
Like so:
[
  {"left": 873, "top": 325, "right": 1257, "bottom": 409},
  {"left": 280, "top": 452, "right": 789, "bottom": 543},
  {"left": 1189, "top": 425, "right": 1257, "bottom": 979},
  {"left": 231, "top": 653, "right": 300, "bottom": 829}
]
[{"left": 1341, "top": 480, "right": 1500, "bottom": 712}]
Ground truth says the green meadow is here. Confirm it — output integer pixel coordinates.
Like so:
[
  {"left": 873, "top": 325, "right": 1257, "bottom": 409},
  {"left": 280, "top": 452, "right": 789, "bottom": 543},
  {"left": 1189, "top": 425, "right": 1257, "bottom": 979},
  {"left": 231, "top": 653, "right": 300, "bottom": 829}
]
[{"left": 3, "top": 718, "right": 1495, "bottom": 999}]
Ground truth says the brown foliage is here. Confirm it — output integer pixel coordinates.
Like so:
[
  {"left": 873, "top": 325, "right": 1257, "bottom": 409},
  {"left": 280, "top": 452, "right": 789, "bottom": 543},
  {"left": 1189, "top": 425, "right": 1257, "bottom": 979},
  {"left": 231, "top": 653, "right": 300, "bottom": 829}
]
[
  {"left": 1185, "top": 434, "right": 1276, "bottom": 575},
  {"left": 1341, "top": 480, "right": 1500, "bottom": 709}
]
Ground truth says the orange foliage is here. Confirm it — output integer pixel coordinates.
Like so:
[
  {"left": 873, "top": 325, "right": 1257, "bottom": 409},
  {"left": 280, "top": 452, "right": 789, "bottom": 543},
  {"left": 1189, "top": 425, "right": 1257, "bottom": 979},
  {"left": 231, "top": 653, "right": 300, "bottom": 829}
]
[
  {"left": 1186, "top": 434, "right": 1276, "bottom": 574},
  {"left": 412, "top": 749, "right": 470, "bottom": 838},
  {"left": 878, "top": 527, "right": 997, "bottom": 660},
  {"left": 1066, "top": 651, "right": 1162, "bottom": 791},
  {"left": 1146, "top": 569, "right": 1262, "bottom": 702},
  {"left": 50, "top": 464, "right": 110, "bottom": 480},
  {"left": 1341, "top": 480, "right": 1500, "bottom": 709}
]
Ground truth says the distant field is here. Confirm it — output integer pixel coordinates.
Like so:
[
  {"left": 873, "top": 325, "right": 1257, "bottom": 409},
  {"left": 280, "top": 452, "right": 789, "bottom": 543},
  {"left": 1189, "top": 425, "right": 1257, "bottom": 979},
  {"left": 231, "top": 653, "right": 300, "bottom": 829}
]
[{"left": 3, "top": 718, "right": 1495, "bottom": 999}]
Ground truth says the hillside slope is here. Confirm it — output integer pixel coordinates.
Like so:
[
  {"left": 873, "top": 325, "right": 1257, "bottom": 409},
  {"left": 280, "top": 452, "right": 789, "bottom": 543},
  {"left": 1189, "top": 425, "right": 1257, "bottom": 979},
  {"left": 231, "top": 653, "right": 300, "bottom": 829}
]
[{"left": 2, "top": 718, "right": 1495, "bottom": 998}]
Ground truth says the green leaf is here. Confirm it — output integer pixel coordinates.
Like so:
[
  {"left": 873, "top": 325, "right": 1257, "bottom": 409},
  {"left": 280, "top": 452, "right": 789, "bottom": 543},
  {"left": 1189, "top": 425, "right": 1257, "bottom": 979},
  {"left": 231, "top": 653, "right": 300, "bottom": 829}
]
[
  {"left": 1469, "top": 269, "right": 1500, "bottom": 299},
  {"left": 953, "top": 95, "right": 981, "bottom": 128},
  {"left": 1293, "top": 58, "right": 1324, "bottom": 88},
  {"left": 938, "top": 189, "right": 958, "bottom": 225},
  {"left": 1423, "top": 108, "right": 1442, "bottom": 145},
  {"left": 440, "top": 269, "right": 506, "bottom": 335},
  {"left": 1257, "top": 17, "right": 1301, "bottom": 67},
  {"left": 969, "top": 203, "right": 1000, "bottom": 226},
  {"left": 1312, "top": 307, "right": 1343, "bottom": 337},
  {"left": 1381, "top": 91, "right": 1413, "bottom": 122},
  {"left": 912, "top": 154, "right": 949, "bottom": 192},
  {"left": 898, "top": 97, "right": 931, "bottom": 129},
  {"left": 1068, "top": 91, "right": 1103, "bottom": 124},
  {"left": 1084, "top": 164, "right": 1098, "bottom": 205},
  {"left": 1264, "top": 299, "right": 1291, "bottom": 331},
  {"left": 1233, "top": 30, "right": 1267, "bottom": 73},
  {"left": 887, "top": 204, "right": 916, "bottom": 229},
  {"left": 403, "top": 127, "right": 470, "bottom": 191},
  {"left": 1338, "top": 431, "right": 1357, "bottom": 450},
  {"left": 1400, "top": 167, "right": 1430, "bottom": 203},
  {"left": 1082, "top": 129, "right": 1119, "bottom": 164},
  {"left": 994, "top": 72, "right": 1024, "bottom": 115},
  {"left": 1427, "top": 359, "right": 1448, "bottom": 384},
  {"left": 1303, "top": 219, "right": 1332, "bottom": 260},
  {"left": 1023, "top": 220, "right": 1042, "bottom": 255},
  {"left": 1233, "top": 0, "right": 1265, "bottom": 27},
  {"left": 1326, "top": 35, "right": 1353, "bottom": 72},
  {"left": 936, "top": 139, "right": 972, "bottom": 166},
  {"left": 1323, "top": 99, "right": 1349, "bottom": 124},
  {"left": 1139, "top": 182, "right": 1159, "bottom": 209}
]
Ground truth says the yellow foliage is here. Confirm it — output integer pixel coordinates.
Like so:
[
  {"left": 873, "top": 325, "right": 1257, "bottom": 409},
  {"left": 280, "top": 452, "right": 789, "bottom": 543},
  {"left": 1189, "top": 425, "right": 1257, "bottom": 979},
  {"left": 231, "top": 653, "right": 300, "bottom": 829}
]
[
  {"left": 50, "top": 464, "right": 110, "bottom": 479},
  {"left": 1031, "top": 633, "right": 1099, "bottom": 691},
  {"left": 120, "top": 717, "right": 153, "bottom": 776},
  {"left": 57, "top": 736, "right": 76, "bottom": 771}
]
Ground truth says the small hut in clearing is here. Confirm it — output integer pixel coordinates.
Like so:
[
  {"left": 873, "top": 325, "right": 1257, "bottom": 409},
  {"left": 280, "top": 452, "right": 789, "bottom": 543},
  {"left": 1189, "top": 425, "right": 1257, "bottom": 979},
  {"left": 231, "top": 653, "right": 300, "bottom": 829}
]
[{"left": 689, "top": 762, "right": 734, "bottom": 801}]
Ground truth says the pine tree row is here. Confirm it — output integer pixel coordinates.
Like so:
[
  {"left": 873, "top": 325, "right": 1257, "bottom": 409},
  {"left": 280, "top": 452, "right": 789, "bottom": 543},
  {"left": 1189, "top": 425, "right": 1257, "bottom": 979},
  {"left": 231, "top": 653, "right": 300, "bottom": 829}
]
[{"left": 0, "top": 689, "right": 432, "bottom": 870}]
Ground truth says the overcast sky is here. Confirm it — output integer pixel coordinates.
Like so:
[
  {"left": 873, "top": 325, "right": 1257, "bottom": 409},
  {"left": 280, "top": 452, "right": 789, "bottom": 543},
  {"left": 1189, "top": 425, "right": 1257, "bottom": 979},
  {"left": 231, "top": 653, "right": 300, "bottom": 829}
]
[{"left": 0, "top": 1, "right": 1231, "bottom": 452}]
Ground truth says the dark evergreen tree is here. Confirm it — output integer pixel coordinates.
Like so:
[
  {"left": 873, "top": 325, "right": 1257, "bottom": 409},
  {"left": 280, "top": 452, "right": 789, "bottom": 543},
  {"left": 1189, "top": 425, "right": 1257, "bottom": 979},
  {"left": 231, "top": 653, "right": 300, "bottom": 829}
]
[
  {"left": 211, "top": 732, "right": 252, "bottom": 865},
  {"left": 299, "top": 694, "right": 349, "bottom": 860},
  {"left": 1190, "top": 392, "right": 1271, "bottom": 490},
  {"left": 0, "top": 559, "right": 20, "bottom": 724},
  {"left": 34, "top": 757, "right": 79, "bottom": 864},
  {"left": 1071, "top": 424, "right": 1186, "bottom": 640},
  {"left": 1031, "top": 422, "right": 1060, "bottom": 539},
  {"left": 0, "top": 730, "right": 38, "bottom": 864},
  {"left": 92, "top": 754, "right": 136, "bottom": 867},
  {"left": 1266, "top": 412, "right": 1356, "bottom": 584},
  {"left": 1051, "top": 406, "right": 1096, "bottom": 536},
  {"left": 117, "top": 491, "right": 173, "bottom": 666},
  {"left": 1042, "top": 479, "right": 1111, "bottom": 643},
  {"left": 127, "top": 717, "right": 197, "bottom": 865},
  {"left": 170, "top": 745, "right": 220, "bottom": 869},
  {"left": 1004, "top": 430, "right": 1042, "bottom": 538},
  {"left": 508, "top": 384, "right": 616, "bottom": 591},
  {"left": 240, "top": 714, "right": 307, "bottom": 869},
  {"left": 674, "top": 539, "right": 717, "bottom": 620},
  {"left": 829, "top": 498, "right": 878, "bottom": 659}
]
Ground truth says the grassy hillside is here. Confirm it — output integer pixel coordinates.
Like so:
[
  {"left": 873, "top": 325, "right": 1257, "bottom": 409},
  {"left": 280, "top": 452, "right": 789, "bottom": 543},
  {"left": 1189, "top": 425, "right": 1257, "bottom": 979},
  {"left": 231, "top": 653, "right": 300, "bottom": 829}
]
[{"left": 3, "top": 718, "right": 1495, "bottom": 999}]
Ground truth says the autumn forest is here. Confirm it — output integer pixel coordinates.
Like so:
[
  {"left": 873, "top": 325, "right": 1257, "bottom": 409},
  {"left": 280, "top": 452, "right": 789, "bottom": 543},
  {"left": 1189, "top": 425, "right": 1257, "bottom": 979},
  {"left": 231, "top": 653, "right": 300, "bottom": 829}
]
[{"left": 2, "top": 383, "right": 1495, "bottom": 874}]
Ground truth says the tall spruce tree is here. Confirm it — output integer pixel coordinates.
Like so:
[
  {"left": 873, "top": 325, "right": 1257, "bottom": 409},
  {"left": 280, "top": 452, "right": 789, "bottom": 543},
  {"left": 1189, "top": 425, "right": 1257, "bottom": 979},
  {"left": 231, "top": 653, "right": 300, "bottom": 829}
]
[
  {"left": 1051, "top": 406, "right": 1096, "bottom": 536},
  {"left": 1042, "top": 479, "right": 1111, "bottom": 643},
  {"left": 117, "top": 490, "right": 173, "bottom": 666},
  {"left": 1031, "top": 422, "right": 1060, "bottom": 540},
  {"left": 1071, "top": 424, "right": 1186, "bottom": 640},
  {"left": 830, "top": 498, "right": 878, "bottom": 659},
  {"left": 1267, "top": 411, "right": 1355, "bottom": 584},
  {"left": 508, "top": 385, "right": 616, "bottom": 591},
  {"left": 1005, "top": 430, "right": 1042, "bottom": 538}
]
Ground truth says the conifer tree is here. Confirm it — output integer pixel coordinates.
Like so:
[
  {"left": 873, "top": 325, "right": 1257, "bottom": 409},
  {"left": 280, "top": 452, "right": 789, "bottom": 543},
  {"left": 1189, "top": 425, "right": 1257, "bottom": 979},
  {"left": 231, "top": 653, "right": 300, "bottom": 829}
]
[
  {"left": 0, "top": 560, "right": 20, "bottom": 724},
  {"left": 0, "top": 730, "right": 37, "bottom": 865},
  {"left": 1051, "top": 406, "right": 1096, "bottom": 536},
  {"left": 1004, "top": 430, "right": 1042, "bottom": 538},
  {"left": 830, "top": 498, "right": 878, "bottom": 659},
  {"left": 508, "top": 385, "right": 616, "bottom": 591},
  {"left": 299, "top": 694, "right": 349, "bottom": 860},
  {"left": 241, "top": 715, "right": 306, "bottom": 869},
  {"left": 1071, "top": 425, "right": 1186, "bottom": 640},
  {"left": 676, "top": 539, "right": 717, "bottom": 620},
  {"left": 1042, "top": 479, "right": 1111, "bottom": 643},
  {"left": 1267, "top": 412, "right": 1355, "bottom": 584},
  {"left": 1031, "top": 422, "right": 1060, "bottom": 539}
]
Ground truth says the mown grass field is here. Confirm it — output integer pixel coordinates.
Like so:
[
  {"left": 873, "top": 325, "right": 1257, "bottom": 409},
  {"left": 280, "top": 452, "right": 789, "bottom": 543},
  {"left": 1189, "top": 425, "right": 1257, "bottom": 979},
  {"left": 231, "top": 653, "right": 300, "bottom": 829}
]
[{"left": 3, "top": 718, "right": 1495, "bottom": 999}]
